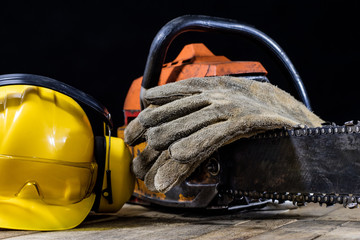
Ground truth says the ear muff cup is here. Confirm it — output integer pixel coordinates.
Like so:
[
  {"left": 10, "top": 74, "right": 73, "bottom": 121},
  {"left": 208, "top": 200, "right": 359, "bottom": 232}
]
[{"left": 96, "top": 136, "right": 134, "bottom": 213}]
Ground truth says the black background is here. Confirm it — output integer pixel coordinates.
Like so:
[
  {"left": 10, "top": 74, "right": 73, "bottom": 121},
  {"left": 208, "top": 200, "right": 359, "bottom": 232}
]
[{"left": 1, "top": 0, "right": 359, "bottom": 129}]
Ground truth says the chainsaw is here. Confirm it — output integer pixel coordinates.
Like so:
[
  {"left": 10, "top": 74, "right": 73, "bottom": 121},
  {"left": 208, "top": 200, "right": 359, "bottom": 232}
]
[{"left": 118, "top": 15, "right": 360, "bottom": 210}]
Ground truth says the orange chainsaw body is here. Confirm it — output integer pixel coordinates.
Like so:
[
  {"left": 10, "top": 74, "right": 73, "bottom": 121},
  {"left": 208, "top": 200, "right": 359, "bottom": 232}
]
[{"left": 122, "top": 43, "right": 267, "bottom": 125}]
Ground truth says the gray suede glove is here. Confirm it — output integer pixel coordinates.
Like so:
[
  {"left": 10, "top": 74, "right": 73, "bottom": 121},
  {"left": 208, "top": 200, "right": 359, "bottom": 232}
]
[{"left": 125, "top": 76, "right": 323, "bottom": 193}]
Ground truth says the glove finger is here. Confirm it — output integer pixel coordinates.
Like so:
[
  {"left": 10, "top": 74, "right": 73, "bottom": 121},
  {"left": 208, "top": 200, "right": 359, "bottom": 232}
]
[
  {"left": 168, "top": 120, "right": 234, "bottom": 163},
  {"left": 143, "top": 150, "right": 170, "bottom": 192},
  {"left": 143, "top": 150, "right": 200, "bottom": 193},
  {"left": 154, "top": 160, "right": 199, "bottom": 193},
  {"left": 124, "top": 117, "right": 147, "bottom": 146},
  {"left": 139, "top": 76, "right": 253, "bottom": 128},
  {"left": 124, "top": 105, "right": 159, "bottom": 146},
  {"left": 146, "top": 104, "right": 227, "bottom": 150},
  {"left": 144, "top": 77, "right": 212, "bottom": 105},
  {"left": 131, "top": 145, "right": 161, "bottom": 180},
  {"left": 169, "top": 113, "right": 301, "bottom": 164},
  {"left": 144, "top": 76, "right": 251, "bottom": 105},
  {"left": 139, "top": 94, "right": 210, "bottom": 128}
]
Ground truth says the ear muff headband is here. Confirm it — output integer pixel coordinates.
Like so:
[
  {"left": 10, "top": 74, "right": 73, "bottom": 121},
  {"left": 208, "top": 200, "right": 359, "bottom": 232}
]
[{"left": 0, "top": 74, "right": 113, "bottom": 128}]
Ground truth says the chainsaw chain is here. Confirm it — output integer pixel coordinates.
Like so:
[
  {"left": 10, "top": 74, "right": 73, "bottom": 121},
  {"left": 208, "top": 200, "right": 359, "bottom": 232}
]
[
  {"left": 251, "top": 120, "right": 360, "bottom": 139},
  {"left": 225, "top": 120, "right": 360, "bottom": 209},
  {"left": 223, "top": 190, "right": 360, "bottom": 209}
]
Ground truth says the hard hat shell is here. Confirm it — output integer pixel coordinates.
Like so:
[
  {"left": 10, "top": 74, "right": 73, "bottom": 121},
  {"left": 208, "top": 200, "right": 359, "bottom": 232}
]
[{"left": 0, "top": 85, "right": 96, "bottom": 230}]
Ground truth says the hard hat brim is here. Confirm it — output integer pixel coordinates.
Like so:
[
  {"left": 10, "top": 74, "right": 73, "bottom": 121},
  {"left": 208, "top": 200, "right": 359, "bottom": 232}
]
[{"left": 0, "top": 194, "right": 95, "bottom": 231}]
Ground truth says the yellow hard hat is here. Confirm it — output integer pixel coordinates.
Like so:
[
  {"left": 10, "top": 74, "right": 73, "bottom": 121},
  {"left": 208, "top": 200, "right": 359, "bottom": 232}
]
[{"left": 0, "top": 74, "right": 134, "bottom": 231}]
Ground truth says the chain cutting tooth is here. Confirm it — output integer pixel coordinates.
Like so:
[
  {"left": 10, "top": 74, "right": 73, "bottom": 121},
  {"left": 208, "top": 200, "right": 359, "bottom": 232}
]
[
  {"left": 348, "top": 203, "right": 358, "bottom": 209},
  {"left": 343, "top": 196, "right": 349, "bottom": 208},
  {"left": 297, "top": 194, "right": 304, "bottom": 203},
  {"left": 345, "top": 120, "right": 354, "bottom": 126},
  {"left": 277, "top": 194, "right": 285, "bottom": 204},
  {"left": 275, "top": 193, "right": 280, "bottom": 200},
  {"left": 287, "top": 194, "right": 292, "bottom": 201},
  {"left": 348, "top": 197, "right": 357, "bottom": 208}
]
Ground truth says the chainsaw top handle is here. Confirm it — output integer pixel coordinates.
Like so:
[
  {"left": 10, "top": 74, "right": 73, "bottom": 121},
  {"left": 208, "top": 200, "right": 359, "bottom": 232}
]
[{"left": 140, "top": 15, "right": 311, "bottom": 111}]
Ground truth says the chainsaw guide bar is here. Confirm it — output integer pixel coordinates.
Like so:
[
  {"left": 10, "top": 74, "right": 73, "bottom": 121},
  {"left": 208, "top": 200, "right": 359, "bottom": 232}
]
[{"left": 215, "top": 121, "right": 360, "bottom": 209}]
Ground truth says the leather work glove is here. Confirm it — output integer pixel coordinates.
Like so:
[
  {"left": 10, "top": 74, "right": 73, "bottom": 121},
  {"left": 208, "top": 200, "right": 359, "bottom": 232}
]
[{"left": 125, "top": 76, "right": 323, "bottom": 193}]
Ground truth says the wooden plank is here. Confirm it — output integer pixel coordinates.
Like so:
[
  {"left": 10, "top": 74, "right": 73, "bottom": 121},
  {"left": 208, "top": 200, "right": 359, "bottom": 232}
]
[
  {"left": 317, "top": 206, "right": 360, "bottom": 221},
  {"left": 316, "top": 222, "right": 360, "bottom": 239},
  {"left": 0, "top": 230, "right": 36, "bottom": 239},
  {"left": 248, "top": 220, "right": 344, "bottom": 240},
  {"left": 191, "top": 219, "right": 297, "bottom": 240},
  {"left": 3, "top": 203, "right": 360, "bottom": 239}
]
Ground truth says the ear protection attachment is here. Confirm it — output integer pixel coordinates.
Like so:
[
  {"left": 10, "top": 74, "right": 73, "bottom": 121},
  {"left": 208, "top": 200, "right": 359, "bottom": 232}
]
[
  {"left": 0, "top": 74, "right": 134, "bottom": 221},
  {"left": 90, "top": 127, "right": 134, "bottom": 212},
  {"left": 93, "top": 136, "right": 134, "bottom": 212}
]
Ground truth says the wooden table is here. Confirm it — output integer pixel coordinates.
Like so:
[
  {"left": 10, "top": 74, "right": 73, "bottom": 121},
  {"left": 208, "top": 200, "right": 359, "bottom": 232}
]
[{"left": 2, "top": 202, "right": 360, "bottom": 239}]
